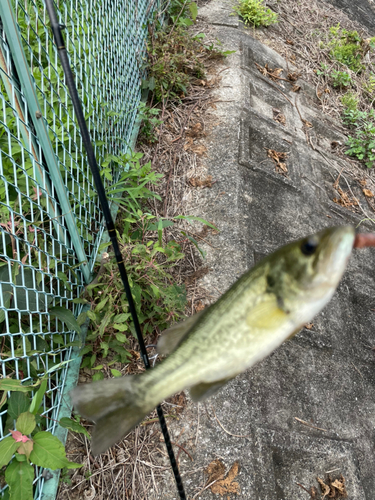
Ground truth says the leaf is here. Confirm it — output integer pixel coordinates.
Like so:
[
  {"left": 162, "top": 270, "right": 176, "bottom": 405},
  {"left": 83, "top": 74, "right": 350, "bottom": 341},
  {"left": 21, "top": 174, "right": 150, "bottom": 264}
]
[
  {"left": 7, "top": 392, "right": 31, "bottom": 420},
  {"left": 29, "top": 432, "right": 82, "bottom": 470},
  {"left": 16, "top": 412, "right": 36, "bottom": 435},
  {"left": 29, "top": 378, "right": 47, "bottom": 415},
  {"left": 110, "top": 369, "right": 122, "bottom": 378},
  {"left": 0, "top": 389, "right": 7, "bottom": 410},
  {"left": 115, "top": 332, "right": 127, "bottom": 343},
  {"left": 0, "top": 267, "right": 52, "bottom": 312},
  {"left": 92, "top": 372, "right": 105, "bottom": 381},
  {"left": 175, "top": 215, "right": 218, "bottom": 230},
  {"left": 0, "top": 436, "right": 21, "bottom": 467},
  {"left": 17, "top": 440, "right": 34, "bottom": 460},
  {"left": 189, "top": 1, "right": 198, "bottom": 21},
  {"left": 0, "top": 379, "right": 33, "bottom": 393},
  {"left": 49, "top": 306, "right": 81, "bottom": 334},
  {"left": 5, "top": 459, "right": 34, "bottom": 500},
  {"left": 59, "top": 417, "right": 90, "bottom": 439}
]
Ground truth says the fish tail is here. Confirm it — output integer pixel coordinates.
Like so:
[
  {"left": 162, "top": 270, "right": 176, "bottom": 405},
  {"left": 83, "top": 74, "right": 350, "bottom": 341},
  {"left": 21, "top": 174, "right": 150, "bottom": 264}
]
[{"left": 70, "top": 373, "right": 157, "bottom": 455}]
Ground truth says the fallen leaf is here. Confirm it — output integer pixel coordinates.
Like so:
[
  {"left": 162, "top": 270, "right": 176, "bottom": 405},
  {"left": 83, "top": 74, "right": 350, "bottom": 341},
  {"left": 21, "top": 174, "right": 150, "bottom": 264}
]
[
  {"left": 302, "top": 119, "right": 313, "bottom": 128},
  {"left": 287, "top": 72, "right": 300, "bottom": 81},
  {"left": 286, "top": 39, "right": 294, "bottom": 45},
  {"left": 292, "top": 84, "right": 301, "bottom": 92},
  {"left": 190, "top": 144, "right": 207, "bottom": 156},
  {"left": 267, "top": 149, "right": 289, "bottom": 177},
  {"left": 189, "top": 175, "right": 214, "bottom": 188},
  {"left": 333, "top": 188, "right": 358, "bottom": 208},
  {"left": 273, "top": 108, "right": 286, "bottom": 126},
  {"left": 317, "top": 477, "right": 330, "bottom": 498},
  {"left": 305, "top": 322, "right": 314, "bottom": 330},
  {"left": 206, "top": 460, "right": 240, "bottom": 496},
  {"left": 363, "top": 188, "right": 374, "bottom": 197},
  {"left": 206, "top": 459, "right": 226, "bottom": 483}
]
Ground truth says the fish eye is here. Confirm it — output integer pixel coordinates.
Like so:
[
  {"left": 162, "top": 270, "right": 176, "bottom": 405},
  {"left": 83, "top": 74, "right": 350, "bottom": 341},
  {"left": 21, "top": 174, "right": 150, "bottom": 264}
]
[{"left": 300, "top": 237, "right": 319, "bottom": 256}]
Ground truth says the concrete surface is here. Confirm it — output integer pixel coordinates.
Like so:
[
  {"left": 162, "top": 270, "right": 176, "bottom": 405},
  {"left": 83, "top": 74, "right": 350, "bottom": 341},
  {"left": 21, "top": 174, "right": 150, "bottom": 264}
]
[{"left": 158, "top": 1, "right": 375, "bottom": 498}]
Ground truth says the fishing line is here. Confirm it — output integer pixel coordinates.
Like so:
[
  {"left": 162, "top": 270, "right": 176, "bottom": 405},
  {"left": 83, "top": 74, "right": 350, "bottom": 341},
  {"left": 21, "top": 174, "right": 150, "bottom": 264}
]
[{"left": 45, "top": 2, "right": 186, "bottom": 498}]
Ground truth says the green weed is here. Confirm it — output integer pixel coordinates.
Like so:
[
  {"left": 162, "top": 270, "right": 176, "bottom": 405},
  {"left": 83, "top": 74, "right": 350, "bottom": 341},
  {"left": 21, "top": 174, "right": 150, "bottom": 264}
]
[
  {"left": 234, "top": 0, "right": 278, "bottom": 27},
  {"left": 328, "top": 24, "right": 364, "bottom": 72},
  {"left": 137, "top": 102, "right": 163, "bottom": 144},
  {"left": 341, "top": 97, "right": 375, "bottom": 168}
]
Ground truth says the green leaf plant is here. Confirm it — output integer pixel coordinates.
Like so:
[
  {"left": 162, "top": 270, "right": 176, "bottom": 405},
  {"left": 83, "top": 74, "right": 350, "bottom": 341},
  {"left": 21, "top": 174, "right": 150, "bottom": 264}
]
[{"left": 0, "top": 375, "right": 84, "bottom": 500}]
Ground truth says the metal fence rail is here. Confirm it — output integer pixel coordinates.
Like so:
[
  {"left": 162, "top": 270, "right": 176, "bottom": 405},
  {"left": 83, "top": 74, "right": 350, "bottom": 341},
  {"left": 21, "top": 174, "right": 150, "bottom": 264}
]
[{"left": 0, "top": 0, "right": 160, "bottom": 497}]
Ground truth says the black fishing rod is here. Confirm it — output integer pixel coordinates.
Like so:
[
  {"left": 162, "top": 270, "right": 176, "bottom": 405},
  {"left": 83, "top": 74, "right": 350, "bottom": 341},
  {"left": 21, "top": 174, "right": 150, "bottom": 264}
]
[{"left": 44, "top": 1, "right": 186, "bottom": 498}]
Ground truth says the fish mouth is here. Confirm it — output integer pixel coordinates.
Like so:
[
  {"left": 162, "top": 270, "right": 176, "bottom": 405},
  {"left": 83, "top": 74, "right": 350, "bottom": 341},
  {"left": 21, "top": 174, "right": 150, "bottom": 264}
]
[{"left": 314, "top": 226, "right": 355, "bottom": 281}]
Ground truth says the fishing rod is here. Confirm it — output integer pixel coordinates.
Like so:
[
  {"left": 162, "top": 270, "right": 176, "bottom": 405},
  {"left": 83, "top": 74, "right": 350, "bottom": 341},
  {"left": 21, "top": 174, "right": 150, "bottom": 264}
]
[{"left": 44, "top": 1, "right": 186, "bottom": 498}]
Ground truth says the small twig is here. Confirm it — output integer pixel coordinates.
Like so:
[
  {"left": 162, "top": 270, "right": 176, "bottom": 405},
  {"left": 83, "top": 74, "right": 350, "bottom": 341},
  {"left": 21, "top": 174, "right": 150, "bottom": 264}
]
[
  {"left": 191, "top": 478, "right": 222, "bottom": 500},
  {"left": 213, "top": 407, "right": 250, "bottom": 438},
  {"left": 172, "top": 441, "right": 194, "bottom": 461},
  {"left": 296, "top": 482, "right": 313, "bottom": 494},
  {"left": 294, "top": 417, "right": 327, "bottom": 432}
]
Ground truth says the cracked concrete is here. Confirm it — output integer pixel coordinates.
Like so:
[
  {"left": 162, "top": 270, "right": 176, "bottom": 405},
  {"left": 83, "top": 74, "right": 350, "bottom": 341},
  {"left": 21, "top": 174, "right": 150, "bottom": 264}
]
[{"left": 157, "top": 1, "right": 375, "bottom": 499}]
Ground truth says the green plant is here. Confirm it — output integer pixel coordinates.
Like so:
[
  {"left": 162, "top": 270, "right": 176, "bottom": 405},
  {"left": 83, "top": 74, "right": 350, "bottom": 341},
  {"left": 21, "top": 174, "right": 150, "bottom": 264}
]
[
  {"left": 341, "top": 99, "right": 375, "bottom": 167},
  {"left": 137, "top": 102, "right": 163, "bottom": 143},
  {"left": 363, "top": 72, "right": 375, "bottom": 94},
  {"left": 233, "top": 0, "right": 278, "bottom": 27},
  {"left": 330, "top": 69, "right": 352, "bottom": 88},
  {"left": 78, "top": 212, "right": 217, "bottom": 374},
  {"left": 143, "top": 1, "right": 232, "bottom": 103},
  {"left": 168, "top": 0, "right": 198, "bottom": 27},
  {"left": 103, "top": 150, "right": 163, "bottom": 214},
  {"left": 328, "top": 23, "right": 364, "bottom": 72},
  {"left": 142, "top": 25, "right": 206, "bottom": 102},
  {"left": 340, "top": 92, "right": 359, "bottom": 113},
  {"left": 0, "top": 373, "right": 87, "bottom": 500}
]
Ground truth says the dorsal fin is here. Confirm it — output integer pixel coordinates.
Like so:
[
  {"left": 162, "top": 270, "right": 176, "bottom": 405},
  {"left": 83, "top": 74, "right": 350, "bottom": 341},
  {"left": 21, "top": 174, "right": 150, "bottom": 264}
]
[{"left": 157, "top": 310, "right": 205, "bottom": 356}]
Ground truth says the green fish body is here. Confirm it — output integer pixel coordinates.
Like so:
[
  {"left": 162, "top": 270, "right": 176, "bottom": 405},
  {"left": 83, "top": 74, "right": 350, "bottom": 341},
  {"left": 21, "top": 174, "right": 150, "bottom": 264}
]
[{"left": 71, "top": 226, "right": 355, "bottom": 454}]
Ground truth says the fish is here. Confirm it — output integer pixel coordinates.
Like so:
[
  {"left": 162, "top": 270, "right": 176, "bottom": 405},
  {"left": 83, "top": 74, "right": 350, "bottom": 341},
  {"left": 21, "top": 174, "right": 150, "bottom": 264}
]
[{"left": 71, "top": 225, "right": 357, "bottom": 455}]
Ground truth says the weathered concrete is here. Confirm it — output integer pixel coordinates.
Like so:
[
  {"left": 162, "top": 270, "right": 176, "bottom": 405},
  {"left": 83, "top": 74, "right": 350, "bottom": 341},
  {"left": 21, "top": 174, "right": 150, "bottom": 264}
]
[
  {"left": 323, "top": 0, "right": 375, "bottom": 33},
  {"left": 157, "top": 1, "right": 375, "bottom": 498}
]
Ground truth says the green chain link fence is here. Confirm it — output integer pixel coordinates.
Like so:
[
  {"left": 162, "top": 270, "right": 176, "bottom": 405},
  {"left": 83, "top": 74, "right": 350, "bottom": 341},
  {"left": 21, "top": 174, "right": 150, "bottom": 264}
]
[{"left": 0, "top": 0, "right": 162, "bottom": 497}]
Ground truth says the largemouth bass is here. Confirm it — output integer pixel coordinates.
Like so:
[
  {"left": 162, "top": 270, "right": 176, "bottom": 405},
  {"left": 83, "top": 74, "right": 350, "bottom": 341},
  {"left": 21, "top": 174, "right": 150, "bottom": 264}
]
[{"left": 71, "top": 226, "right": 357, "bottom": 454}]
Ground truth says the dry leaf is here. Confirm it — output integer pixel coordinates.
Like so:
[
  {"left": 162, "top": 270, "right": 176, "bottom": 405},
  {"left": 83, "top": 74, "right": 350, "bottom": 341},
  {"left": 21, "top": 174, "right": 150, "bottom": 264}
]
[
  {"left": 292, "top": 84, "right": 301, "bottom": 92},
  {"left": 186, "top": 122, "right": 205, "bottom": 138},
  {"left": 190, "top": 144, "right": 207, "bottom": 156},
  {"left": 189, "top": 175, "right": 213, "bottom": 188},
  {"left": 287, "top": 72, "right": 300, "bottom": 81},
  {"left": 333, "top": 188, "right": 359, "bottom": 208},
  {"left": 206, "top": 460, "right": 240, "bottom": 496},
  {"left": 194, "top": 300, "right": 206, "bottom": 313},
  {"left": 324, "top": 87, "right": 331, "bottom": 94},
  {"left": 363, "top": 188, "right": 374, "bottom": 197},
  {"left": 305, "top": 322, "right": 314, "bottom": 330},
  {"left": 273, "top": 108, "right": 286, "bottom": 126},
  {"left": 286, "top": 39, "right": 294, "bottom": 45},
  {"left": 302, "top": 119, "right": 313, "bottom": 128},
  {"left": 317, "top": 477, "right": 330, "bottom": 498},
  {"left": 267, "top": 149, "right": 289, "bottom": 177},
  {"left": 206, "top": 459, "right": 226, "bottom": 483}
]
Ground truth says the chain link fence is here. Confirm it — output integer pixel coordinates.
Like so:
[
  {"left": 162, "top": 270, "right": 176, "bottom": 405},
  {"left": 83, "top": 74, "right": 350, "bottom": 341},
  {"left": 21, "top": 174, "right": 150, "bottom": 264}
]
[{"left": 0, "top": 0, "right": 161, "bottom": 497}]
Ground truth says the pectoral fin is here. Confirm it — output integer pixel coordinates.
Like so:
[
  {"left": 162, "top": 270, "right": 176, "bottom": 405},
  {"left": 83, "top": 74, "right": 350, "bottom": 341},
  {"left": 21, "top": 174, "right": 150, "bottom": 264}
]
[
  {"left": 157, "top": 310, "right": 205, "bottom": 356},
  {"left": 189, "top": 377, "right": 234, "bottom": 402},
  {"left": 246, "top": 295, "right": 288, "bottom": 330}
]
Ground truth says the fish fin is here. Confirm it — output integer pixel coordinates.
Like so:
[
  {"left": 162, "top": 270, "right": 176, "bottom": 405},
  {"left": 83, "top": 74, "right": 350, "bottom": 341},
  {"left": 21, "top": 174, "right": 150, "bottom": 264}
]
[
  {"left": 246, "top": 295, "right": 288, "bottom": 330},
  {"left": 70, "top": 376, "right": 152, "bottom": 455},
  {"left": 189, "top": 377, "right": 234, "bottom": 402},
  {"left": 157, "top": 310, "right": 205, "bottom": 356}
]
